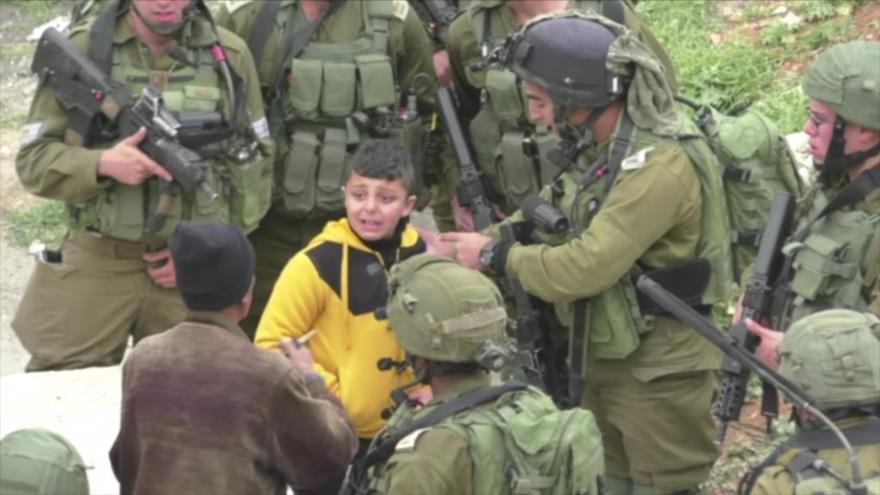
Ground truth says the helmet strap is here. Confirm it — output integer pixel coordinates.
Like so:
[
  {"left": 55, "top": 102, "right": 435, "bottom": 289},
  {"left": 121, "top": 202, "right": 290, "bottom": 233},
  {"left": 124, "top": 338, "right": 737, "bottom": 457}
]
[
  {"left": 818, "top": 117, "right": 880, "bottom": 184},
  {"left": 553, "top": 104, "right": 609, "bottom": 166}
]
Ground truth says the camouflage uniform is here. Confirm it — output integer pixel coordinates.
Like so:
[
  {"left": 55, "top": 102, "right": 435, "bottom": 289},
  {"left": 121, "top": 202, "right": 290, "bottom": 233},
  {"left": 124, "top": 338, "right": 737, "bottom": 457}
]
[
  {"left": 218, "top": 0, "right": 444, "bottom": 335},
  {"left": 13, "top": 1, "right": 272, "bottom": 370}
]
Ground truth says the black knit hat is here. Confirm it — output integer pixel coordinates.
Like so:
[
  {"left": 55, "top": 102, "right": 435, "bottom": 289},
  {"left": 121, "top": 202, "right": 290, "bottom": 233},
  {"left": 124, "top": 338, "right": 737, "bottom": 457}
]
[{"left": 170, "top": 222, "right": 255, "bottom": 311}]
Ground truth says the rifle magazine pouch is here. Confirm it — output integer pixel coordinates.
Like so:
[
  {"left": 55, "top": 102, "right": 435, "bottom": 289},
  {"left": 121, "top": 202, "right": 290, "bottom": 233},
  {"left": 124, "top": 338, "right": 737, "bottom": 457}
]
[
  {"left": 786, "top": 234, "right": 861, "bottom": 305},
  {"left": 93, "top": 184, "right": 148, "bottom": 241},
  {"left": 321, "top": 62, "right": 356, "bottom": 117},
  {"left": 355, "top": 54, "right": 395, "bottom": 110},
  {"left": 315, "top": 128, "right": 347, "bottom": 212},
  {"left": 587, "top": 279, "right": 650, "bottom": 360},
  {"left": 485, "top": 69, "right": 522, "bottom": 122},
  {"left": 287, "top": 58, "right": 323, "bottom": 119},
  {"left": 498, "top": 130, "right": 540, "bottom": 208},
  {"left": 228, "top": 158, "right": 267, "bottom": 232},
  {"left": 282, "top": 130, "right": 320, "bottom": 216},
  {"left": 390, "top": 119, "right": 427, "bottom": 198}
]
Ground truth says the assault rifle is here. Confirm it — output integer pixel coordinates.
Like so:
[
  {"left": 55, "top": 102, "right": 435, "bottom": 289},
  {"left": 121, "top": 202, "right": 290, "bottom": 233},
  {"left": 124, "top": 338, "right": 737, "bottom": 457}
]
[
  {"left": 635, "top": 275, "right": 869, "bottom": 495},
  {"left": 32, "top": 28, "right": 216, "bottom": 231},
  {"left": 437, "top": 87, "right": 574, "bottom": 406},
  {"left": 714, "top": 191, "right": 796, "bottom": 443},
  {"left": 409, "top": 0, "right": 458, "bottom": 45}
]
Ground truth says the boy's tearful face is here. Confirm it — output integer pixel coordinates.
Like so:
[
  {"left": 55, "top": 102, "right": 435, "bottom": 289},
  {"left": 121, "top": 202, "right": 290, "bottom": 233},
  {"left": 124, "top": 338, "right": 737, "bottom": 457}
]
[{"left": 344, "top": 171, "right": 416, "bottom": 241}]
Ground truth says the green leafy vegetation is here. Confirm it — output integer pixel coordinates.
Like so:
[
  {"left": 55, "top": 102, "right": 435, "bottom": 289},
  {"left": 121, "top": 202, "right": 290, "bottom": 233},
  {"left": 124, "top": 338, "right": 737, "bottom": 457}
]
[
  {"left": 638, "top": 0, "right": 867, "bottom": 133},
  {"left": 8, "top": 201, "right": 67, "bottom": 249}
]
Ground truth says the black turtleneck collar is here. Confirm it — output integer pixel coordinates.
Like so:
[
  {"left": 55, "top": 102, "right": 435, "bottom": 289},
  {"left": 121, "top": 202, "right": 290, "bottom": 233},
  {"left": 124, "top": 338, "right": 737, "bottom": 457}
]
[{"left": 353, "top": 217, "right": 409, "bottom": 268}]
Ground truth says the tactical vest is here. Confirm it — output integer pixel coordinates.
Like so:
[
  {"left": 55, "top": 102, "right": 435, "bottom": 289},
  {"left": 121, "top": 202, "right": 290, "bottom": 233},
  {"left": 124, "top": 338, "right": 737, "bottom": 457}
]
[
  {"left": 539, "top": 114, "right": 731, "bottom": 360},
  {"left": 67, "top": 16, "right": 266, "bottom": 241},
  {"left": 271, "top": 1, "right": 426, "bottom": 219},
  {"left": 772, "top": 187, "right": 880, "bottom": 330},
  {"left": 368, "top": 386, "right": 604, "bottom": 495},
  {"left": 740, "top": 417, "right": 880, "bottom": 495}
]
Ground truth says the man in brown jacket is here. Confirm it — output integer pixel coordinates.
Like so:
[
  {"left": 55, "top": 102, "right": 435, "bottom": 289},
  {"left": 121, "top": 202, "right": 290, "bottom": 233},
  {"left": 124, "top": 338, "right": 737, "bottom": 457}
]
[{"left": 109, "top": 222, "right": 358, "bottom": 495}]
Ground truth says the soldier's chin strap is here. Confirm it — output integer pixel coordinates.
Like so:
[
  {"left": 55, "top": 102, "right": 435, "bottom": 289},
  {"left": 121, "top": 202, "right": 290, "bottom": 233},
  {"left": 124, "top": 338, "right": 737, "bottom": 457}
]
[
  {"left": 548, "top": 104, "right": 609, "bottom": 171},
  {"left": 819, "top": 117, "right": 880, "bottom": 184}
]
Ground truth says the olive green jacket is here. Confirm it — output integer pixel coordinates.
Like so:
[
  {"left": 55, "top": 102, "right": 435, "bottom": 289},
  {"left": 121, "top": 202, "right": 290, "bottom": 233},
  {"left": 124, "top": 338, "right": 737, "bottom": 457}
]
[
  {"left": 15, "top": 12, "right": 273, "bottom": 239},
  {"left": 379, "top": 374, "right": 490, "bottom": 494},
  {"left": 489, "top": 110, "right": 720, "bottom": 369}
]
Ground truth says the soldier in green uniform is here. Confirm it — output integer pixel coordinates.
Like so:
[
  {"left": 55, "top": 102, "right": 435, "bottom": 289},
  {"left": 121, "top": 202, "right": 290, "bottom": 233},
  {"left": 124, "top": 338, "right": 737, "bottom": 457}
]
[
  {"left": 217, "top": 0, "right": 447, "bottom": 335},
  {"left": 739, "top": 309, "right": 880, "bottom": 495},
  {"left": 0, "top": 428, "right": 90, "bottom": 495},
  {"left": 742, "top": 41, "right": 880, "bottom": 368},
  {"left": 343, "top": 254, "right": 604, "bottom": 495},
  {"left": 438, "top": 13, "right": 729, "bottom": 494},
  {"left": 444, "top": 0, "right": 677, "bottom": 229},
  {"left": 13, "top": 0, "right": 273, "bottom": 371}
]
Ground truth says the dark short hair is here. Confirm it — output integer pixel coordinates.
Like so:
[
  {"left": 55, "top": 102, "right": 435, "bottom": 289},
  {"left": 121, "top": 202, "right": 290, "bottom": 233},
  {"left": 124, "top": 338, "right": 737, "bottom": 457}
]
[{"left": 348, "top": 139, "right": 416, "bottom": 195}]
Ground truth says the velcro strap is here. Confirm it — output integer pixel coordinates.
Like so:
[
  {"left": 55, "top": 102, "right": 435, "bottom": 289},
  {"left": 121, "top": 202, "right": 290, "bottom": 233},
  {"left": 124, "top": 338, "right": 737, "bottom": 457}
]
[
  {"left": 723, "top": 164, "right": 753, "bottom": 183},
  {"left": 440, "top": 307, "right": 507, "bottom": 334},
  {"left": 732, "top": 229, "right": 762, "bottom": 248}
]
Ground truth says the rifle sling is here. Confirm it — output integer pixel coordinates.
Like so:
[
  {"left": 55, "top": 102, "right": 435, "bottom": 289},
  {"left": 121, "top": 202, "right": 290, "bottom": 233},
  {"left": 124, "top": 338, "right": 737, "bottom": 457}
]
[
  {"left": 246, "top": 0, "right": 282, "bottom": 73},
  {"left": 793, "top": 166, "right": 880, "bottom": 242},
  {"left": 358, "top": 382, "right": 527, "bottom": 471}
]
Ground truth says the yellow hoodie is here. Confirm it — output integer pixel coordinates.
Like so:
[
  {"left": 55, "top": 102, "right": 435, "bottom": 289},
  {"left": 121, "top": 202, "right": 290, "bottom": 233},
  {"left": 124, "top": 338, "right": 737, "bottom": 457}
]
[{"left": 255, "top": 219, "right": 425, "bottom": 438}]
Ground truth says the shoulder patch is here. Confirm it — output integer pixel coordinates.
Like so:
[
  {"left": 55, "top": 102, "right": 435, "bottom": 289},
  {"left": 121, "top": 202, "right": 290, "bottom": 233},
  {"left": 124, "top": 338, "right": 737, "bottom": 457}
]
[
  {"left": 621, "top": 146, "right": 655, "bottom": 171},
  {"left": 392, "top": 0, "right": 410, "bottom": 21},
  {"left": 395, "top": 428, "right": 430, "bottom": 452}
]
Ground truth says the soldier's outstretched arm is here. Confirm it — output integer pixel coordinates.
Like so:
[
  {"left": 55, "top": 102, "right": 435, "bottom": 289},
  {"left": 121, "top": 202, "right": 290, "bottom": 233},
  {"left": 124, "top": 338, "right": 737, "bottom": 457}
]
[{"left": 504, "top": 145, "right": 700, "bottom": 303}]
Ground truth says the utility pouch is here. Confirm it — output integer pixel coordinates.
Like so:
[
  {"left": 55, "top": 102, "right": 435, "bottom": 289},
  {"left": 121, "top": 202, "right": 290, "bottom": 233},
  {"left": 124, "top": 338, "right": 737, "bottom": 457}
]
[
  {"left": 497, "top": 130, "right": 540, "bottom": 209},
  {"left": 786, "top": 234, "right": 859, "bottom": 303},
  {"left": 355, "top": 54, "right": 395, "bottom": 110},
  {"left": 227, "top": 157, "right": 268, "bottom": 232},
  {"left": 389, "top": 118, "right": 428, "bottom": 199},
  {"left": 287, "top": 58, "right": 323, "bottom": 119},
  {"left": 282, "top": 130, "right": 320, "bottom": 216},
  {"left": 93, "top": 184, "right": 148, "bottom": 241},
  {"left": 322, "top": 62, "right": 357, "bottom": 117},
  {"left": 587, "top": 278, "right": 651, "bottom": 360},
  {"left": 315, "top": 128, "right": 348, "bottom": 212},
  {"left": 485, "top": 69, "right": 523, "bottom": 122}
]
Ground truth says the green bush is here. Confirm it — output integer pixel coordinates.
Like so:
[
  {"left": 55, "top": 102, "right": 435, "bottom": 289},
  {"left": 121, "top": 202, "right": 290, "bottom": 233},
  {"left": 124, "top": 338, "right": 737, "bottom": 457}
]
[{"left": 8, "top": 201, "right": 67, "bottom": 249}]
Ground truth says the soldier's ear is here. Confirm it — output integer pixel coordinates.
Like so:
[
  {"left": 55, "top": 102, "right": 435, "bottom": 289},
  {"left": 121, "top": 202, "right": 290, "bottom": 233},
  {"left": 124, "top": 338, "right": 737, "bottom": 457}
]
[{"left": 402, "top": 194, "right": 417, "bottom": 216}]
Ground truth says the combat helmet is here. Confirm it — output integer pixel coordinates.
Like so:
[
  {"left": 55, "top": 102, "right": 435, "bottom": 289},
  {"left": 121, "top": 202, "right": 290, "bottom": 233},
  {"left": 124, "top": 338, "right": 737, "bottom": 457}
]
[
  {"left": 802, "top": 41, "right": 880, "bottom": 174},
  {"left": 506, "top": 12, "right": 627, "bottom": 110},
  {"left": 0, "top": 428, "right": 89, "bottom": 495},
  {"left": 387, "top": 254, "right": 512, "bottom": 369},
  {"left": 779, "top": 309, "right": 880, "bottom": 412}
]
